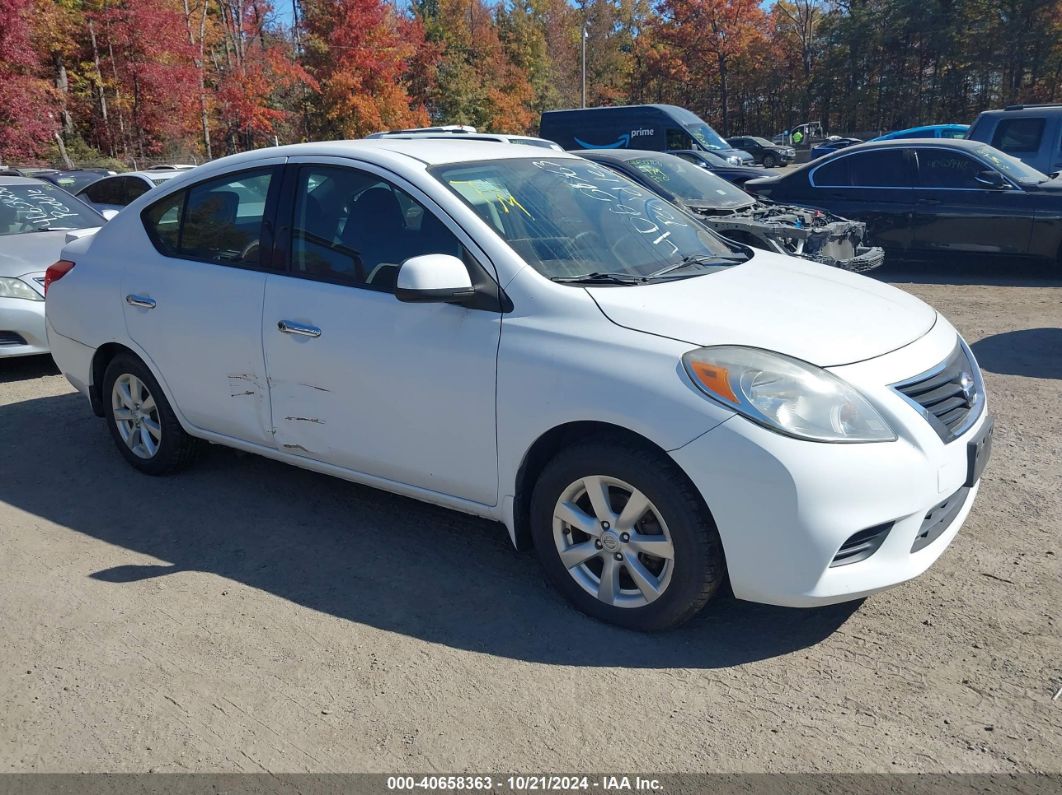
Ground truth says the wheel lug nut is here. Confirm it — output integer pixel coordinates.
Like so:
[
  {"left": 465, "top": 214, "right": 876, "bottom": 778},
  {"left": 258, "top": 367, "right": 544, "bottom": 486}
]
[
  {"left": 594, "top": 540, "right": 603, "bottom": 549},
  {"left": 614, "top": 552, "right": 623, "bottom": 561},
  {"left": 601, "top": 521, "right": 610, "bottom": 530},
  {"left": 620, "top": 532, "right": 630, "bottom": 542}
]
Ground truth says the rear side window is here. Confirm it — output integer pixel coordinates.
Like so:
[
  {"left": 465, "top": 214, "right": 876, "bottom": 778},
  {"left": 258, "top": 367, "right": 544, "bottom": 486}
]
[
  {"left": 116, "top": 177, "right": 150, "bottom": 205},
  {"left": 848, "top": 151, "right": 914, "bottom": 187},
  {"left": 141, "top": 168, "right": 276, "bottom": 267},
  {"left": 991, "top": 118, "right": 1045, "bottom": 153},
  {"left": 81, "top": 177, "right": 119, "bottom": 205}
]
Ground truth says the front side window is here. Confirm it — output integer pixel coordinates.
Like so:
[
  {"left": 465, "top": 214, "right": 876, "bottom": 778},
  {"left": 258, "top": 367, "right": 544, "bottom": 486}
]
[
  {"left": 81, "top": 177, "right": 119, "bottom": 205},
  {"left": 290, "top": 165, "right": 466, "bottom": 292},
  {"left": 992, "top": 118, "right": 1045, "bottom": 153},
  {"left": 117, "top": 177, "right": 150, "bottom": 205},
  {"left": 0, "top": 182, "right": 103, "bottom": 235},
  {"left": 916, "top": 149, "right": 986, "bottom": 188},
  {"left": 666, "top": 129, "right": 693, "bottom": 151},
  {"left": 141, "top": 168, "right": 275, "bottom": 267},
  {"left": 432, "top": 157, "right": 737, "bottom": 281}
]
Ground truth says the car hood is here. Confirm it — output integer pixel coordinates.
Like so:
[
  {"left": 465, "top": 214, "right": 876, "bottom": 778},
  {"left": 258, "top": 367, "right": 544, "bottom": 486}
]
[
  {"left": 586, "top": 251, "right": 937, "bottom": 367},
  {"left": 0, "top": 229, "right": 86, "bottom": 277}
]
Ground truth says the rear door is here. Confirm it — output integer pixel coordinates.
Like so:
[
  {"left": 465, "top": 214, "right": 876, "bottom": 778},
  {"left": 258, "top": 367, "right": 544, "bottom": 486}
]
[
  {"left": 807, "top": 149, "right": 917, "bottom": 252},
  {"left": 124, "top": 159, "right": 285, "bottom": 445},
  {"left": 909, "top": 147, "right": 1034, "bottom": 257}
]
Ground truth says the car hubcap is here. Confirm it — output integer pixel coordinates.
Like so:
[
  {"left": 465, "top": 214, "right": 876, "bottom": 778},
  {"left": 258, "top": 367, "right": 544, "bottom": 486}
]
[
  {"left": 111, "top": 373, "right": 161, "bottom": 459},
  {"left": 552, "top": 476, "right": 674, "bottom": 608}
]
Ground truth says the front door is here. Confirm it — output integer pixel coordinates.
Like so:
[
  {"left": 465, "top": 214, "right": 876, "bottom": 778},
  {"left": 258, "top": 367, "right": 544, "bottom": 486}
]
[
  {"left": 123, "top": 160, "right": 284, "bottom": 445},
  {"left": 261, "top": 159, "right": 502, "bottom": 506},
  {"left": 909, "top": 147, "right": 1034, "bottom": 257}
]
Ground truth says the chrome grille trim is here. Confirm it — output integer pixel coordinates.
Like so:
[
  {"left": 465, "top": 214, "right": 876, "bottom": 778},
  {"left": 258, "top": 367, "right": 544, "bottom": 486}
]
[{"left": 891, "top": 341, "right": 985, "bottom": 443}]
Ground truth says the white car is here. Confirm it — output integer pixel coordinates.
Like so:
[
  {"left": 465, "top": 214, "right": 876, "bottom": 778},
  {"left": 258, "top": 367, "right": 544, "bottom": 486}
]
[
  {"left": 0, "top": 176, "right": 105, "bottom": 357},
  {"left": 44, "top": 140, "right": 992, "bottom": 630},
  {"left": 368, "top": 126, "right": 563, "bottom": 151},
  {"left": 75, "top": 166, "right": 193, "bottom": 215}
]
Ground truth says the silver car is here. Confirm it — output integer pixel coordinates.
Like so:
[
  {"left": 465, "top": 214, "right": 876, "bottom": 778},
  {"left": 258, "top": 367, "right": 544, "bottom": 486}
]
[{"left": 0, "top": 177, "right": 105, "bottom": 357}]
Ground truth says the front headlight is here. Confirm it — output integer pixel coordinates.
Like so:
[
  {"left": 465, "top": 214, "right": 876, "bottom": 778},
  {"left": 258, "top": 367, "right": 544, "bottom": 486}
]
[
  {"left": 0, "top": 277, "right": 43, "bottom": 302},
  {"left": 682, "top": 346, "right": 896, "bottom": 443},
  {"left": 727, "top": 156, "right": 740, "bottom": 164}
]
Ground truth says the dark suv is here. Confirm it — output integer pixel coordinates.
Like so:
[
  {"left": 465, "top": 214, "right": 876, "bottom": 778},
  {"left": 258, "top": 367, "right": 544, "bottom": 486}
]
[
  {"left": 727, "top": 136, "right": 795, "bottom": 168},
  {"left": 967, "top": 104, "right": 1062, "bottom": 176}
]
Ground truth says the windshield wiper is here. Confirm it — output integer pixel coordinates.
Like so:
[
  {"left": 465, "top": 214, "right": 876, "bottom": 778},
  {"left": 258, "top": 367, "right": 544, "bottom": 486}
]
[
  {"left": 26, "top": 226, "right": 76, "bottom": 232},
  {"left": 648, "top": 253, "right": 748, "bottom": 280},
  {"left": 549, "top": 272, "right": 647, "bottom": 285}
]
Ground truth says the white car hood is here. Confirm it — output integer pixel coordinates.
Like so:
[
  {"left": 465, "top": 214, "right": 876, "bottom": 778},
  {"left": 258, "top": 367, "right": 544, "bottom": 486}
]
[{"left": 586, "top": 252, "right": 937, "bottom": 367}]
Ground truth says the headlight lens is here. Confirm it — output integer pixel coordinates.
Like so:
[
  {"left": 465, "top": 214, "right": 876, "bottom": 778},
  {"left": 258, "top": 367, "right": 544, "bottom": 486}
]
[
  {"left": 682, "top": 346, "right": 896, "bottom": 443},
  {"left": 0, "top": 277, "right": 43, "bottom": 301}
]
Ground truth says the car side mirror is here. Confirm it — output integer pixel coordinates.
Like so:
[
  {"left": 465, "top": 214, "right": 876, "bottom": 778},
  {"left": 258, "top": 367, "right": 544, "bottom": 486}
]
[
  {"left": 395, "top": 254, "right": 475, "bottom": 304},
  {"left": 101, "top": 209, "right": 119, "bottom": 221},
  {"left": 975, "top": 170, "right": 1008, "bottom": 189}
]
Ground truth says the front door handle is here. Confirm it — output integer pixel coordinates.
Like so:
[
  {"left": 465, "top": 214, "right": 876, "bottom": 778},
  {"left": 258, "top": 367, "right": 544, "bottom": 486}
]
[
  {"left": 277, "top": 320, "right": 322, "bottom": 338},
  {"left": 125, "top": 294, "right": 156, "bottom": 309}
]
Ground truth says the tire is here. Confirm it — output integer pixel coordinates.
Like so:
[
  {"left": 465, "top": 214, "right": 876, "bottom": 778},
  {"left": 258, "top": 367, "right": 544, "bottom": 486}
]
[
  {"left": 530, "top": 440, "right": 725, "bottom": 631},
  {"left": 762, "top": 153, "right": 778, "bottom": 168},
  {"left": 102, "top": 353, "right": 201, "bottom": 475}
]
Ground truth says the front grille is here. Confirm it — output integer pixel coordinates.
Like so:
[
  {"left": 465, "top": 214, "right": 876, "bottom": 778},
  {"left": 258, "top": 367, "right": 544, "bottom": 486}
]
[
  {"left": 0, "top": 331, "right": 28, "bottom": 346},
  {"left": 892, "top": 343, "right": 984, "bottom": 442},
  {"left": 912, "top": 487, "right": 969, "bottom": 552},
  {"left": 830, "top": 522, "right": 892, "bottom": 567}
]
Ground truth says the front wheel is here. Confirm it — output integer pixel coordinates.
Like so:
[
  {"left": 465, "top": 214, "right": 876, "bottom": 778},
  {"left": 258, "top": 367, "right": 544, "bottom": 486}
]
[
  {"left": 102, "top": 353, "right": 201, "bottom": 475},
  {"left": 530, "top": 440, "right": 725, "bottom": 630},
  {"left": 762, "top": 153, "right": 778, "bottom": 168}
]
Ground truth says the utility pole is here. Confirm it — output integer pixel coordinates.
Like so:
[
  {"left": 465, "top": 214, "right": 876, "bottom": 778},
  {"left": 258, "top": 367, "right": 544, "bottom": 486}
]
[{"left": 581, "top": 24, "right": 588, "bottom": 108}]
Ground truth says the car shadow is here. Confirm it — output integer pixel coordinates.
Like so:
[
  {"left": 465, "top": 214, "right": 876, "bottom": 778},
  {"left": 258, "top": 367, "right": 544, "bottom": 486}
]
[
  {"left": 971, "top": 328, "right": 1062, "bottom": 380},
  {"left": 873, "top": 259, "right": 1062, "bottom": 287},
  {"left": 0, "top": 393, "right": 860, "bottom": 668},
  {"left": 0, "top": 355, "right": 59, "bottom": 383}
]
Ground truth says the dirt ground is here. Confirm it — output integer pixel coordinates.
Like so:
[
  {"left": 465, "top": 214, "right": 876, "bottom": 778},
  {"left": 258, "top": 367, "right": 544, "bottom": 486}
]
[{"left": 1, "top": 261, "right": 1060, "bottom": 774}]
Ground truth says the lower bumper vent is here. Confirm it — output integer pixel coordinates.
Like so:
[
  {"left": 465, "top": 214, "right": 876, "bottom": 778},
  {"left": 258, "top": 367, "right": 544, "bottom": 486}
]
[
  {"left": 0, "top": 331, "right": 28, "bottom": 346},
  {"left": 912, "top": 487, "right": 969, "bottom": 552},
  {"left": 830, "top": 523, "right": 892, "bottom": 567}
]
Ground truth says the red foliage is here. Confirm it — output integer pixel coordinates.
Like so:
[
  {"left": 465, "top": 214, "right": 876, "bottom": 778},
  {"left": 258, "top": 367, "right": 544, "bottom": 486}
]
[{"left": 0, "top": 0, "right": 58, "bottom": 161}]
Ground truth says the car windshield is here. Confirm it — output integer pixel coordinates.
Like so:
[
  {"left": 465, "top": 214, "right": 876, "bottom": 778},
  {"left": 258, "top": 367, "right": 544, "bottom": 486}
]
[
  {"left": 684, "top": 123, "right": 731, "bottom": 152},
  {"left": 431, "top": 158, "right": 741, "bottom": 281},
  {"left": 0, "top": 182, "right": 103, "bottom": 235},
  {"left": 48, "top": 172, "right": 106, "bottom": 192},
  {"left": 974, "top": 146, "right": 1049, "bottom": 182},
  {"left": 623, "top": 155, "right": 754, "bottom": 209}
]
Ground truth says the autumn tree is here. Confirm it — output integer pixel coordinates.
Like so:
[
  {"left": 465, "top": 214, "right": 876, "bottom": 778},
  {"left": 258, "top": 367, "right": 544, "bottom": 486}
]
[
  {"left": 0, "top": 0, "right": 58, "bottom": 161},
  {"left": 300, "top": 0, "right": 432, "bottom": 139}
]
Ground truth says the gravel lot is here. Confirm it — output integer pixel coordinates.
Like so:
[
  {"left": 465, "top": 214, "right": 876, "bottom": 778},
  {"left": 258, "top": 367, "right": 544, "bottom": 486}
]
[{"left": 1, "top": 261, "right": 1060, "bottom": 774}]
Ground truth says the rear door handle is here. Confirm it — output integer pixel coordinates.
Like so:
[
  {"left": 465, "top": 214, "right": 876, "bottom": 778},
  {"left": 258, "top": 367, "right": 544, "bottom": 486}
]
[
  {"left": 125, "top": 294, "right": 156, "bottom": 309},
  {"left": 277, "top": 320, "right": 322, "bottom": 338}
]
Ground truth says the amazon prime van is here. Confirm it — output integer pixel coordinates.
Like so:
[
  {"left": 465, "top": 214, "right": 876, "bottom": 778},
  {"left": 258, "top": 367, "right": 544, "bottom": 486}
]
[{"left": 539, "top": 105, "right": 754, "bottom": 165}]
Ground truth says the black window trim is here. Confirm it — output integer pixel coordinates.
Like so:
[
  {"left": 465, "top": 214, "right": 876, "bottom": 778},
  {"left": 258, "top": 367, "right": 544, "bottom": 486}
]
[
  {"left": 139, "top": 164, "right": 284, "bottom": 273},
  {"left": 808, "top": 144, "right": 1021, "bottom": 192},
  {"left": 272, "top": 159, "right": 511, "bottom": 313}
]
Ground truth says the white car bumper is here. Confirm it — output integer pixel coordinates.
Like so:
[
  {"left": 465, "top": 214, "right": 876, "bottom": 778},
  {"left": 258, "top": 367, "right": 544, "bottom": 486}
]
[
  {"left": 671, "top": 319, "right": 991, "bottom": 607},
  {"left": 0, "top": 295, "right": 48, "bottom": 358}
]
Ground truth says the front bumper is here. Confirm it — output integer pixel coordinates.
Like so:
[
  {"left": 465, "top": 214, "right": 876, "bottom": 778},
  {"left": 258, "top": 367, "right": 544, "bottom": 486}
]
[
  {"left": 0, "top": 295, "right": 48, "bottom": 358},
  {"left": 670, "top": 320, "right": 989, "bottom": 607}
]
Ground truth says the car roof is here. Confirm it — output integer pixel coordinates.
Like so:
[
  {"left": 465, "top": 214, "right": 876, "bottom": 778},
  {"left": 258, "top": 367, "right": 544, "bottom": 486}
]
[
  {"left": 199, "top": 140, "right": 585, "bottom": 174},
  {"left": 830, "top": 138, "right": 986, "bottom": 153},
  {"left": 576, "top": 148, "right": 680, "bottom": 162},
  {"left": 0, "top": 175, "right": 53, "bottom": 186}
]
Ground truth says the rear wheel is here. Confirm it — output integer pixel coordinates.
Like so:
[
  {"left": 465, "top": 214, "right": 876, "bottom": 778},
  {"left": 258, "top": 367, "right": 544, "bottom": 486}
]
[
  {"left": 103, "top": 354, "right": 201, "bottom": 475},
  {"left": 530, "top": 440, "right": 725, "bottom": 630},
  {"left": 762, "top": 153, "right": 778, "bottom": 168}
]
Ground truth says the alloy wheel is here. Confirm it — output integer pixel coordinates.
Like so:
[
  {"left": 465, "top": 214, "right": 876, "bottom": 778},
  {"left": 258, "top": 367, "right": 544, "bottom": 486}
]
[
  {"left": 552, "top": 475, "right": 675, "bottom": 608},
  {"left": 111, "top": 373, "right": 162, "bottom": 459}
]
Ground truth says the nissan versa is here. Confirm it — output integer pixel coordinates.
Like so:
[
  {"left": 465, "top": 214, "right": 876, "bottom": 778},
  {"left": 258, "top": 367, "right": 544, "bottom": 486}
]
[{"left": 44, "top": 141, "right": 993, "bottom": 630}]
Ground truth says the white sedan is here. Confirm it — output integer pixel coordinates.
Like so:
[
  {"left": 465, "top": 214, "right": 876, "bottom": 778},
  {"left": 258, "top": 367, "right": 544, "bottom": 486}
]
[{"left": 44, "top": 140, "right": 992, "bottom": 630}]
